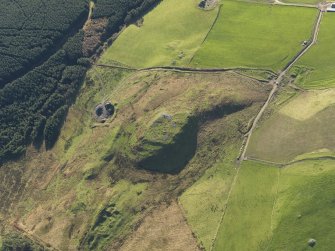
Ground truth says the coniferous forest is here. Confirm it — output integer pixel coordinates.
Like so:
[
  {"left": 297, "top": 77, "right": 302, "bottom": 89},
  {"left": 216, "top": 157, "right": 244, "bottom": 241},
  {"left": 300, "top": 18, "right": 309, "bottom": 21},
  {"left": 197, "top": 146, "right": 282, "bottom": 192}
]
[{"left": 0, "top": 0, "right": 161, "bottom": 163}]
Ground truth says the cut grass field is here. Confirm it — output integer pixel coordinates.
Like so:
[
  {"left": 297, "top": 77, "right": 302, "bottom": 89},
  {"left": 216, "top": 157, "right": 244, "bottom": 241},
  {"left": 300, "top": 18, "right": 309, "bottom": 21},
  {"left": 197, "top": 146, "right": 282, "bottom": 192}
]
[
  {"left": 291, "top": 14, "right": 335, "bottom": 89},
  {"left": 99, "top": 0, "right": 218, "bottom": 67},
  {"left": 212, "top": 159, "right": 335, "bottom": 251},
  {"left": 191, "top": 0, "right": 317, "bottom": 72},
  {"left": 247, "top": 89, "right": 335, "bottom": 163}
]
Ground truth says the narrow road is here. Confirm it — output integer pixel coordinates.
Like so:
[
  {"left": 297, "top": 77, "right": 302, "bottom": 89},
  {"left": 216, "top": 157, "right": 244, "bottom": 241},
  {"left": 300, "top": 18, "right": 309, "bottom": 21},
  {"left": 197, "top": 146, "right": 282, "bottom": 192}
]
[{"left": 239, "top": 9, "right": 323, "bottom": 161}]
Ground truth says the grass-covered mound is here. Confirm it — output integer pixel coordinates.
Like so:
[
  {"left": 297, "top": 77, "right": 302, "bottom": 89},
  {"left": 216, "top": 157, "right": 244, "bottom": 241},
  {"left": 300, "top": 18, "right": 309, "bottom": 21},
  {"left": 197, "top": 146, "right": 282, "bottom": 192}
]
[
  {"left": 191, "top": 1, "right": 317, "bottom": 71},
  {"left": 107, "top": 71, "right": 270, "bottom": 173},
  {"left": 132, "top": 113, "right": 198, "bottom": 173}
]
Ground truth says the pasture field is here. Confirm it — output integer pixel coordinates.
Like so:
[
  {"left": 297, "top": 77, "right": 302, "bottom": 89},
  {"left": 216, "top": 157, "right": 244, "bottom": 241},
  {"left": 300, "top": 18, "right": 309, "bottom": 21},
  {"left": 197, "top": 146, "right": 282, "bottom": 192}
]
[
  {"left": 279, "top": 89, "right": 335, "bottom": 120},
  {"left": 212, "top": 161, "right": 278, "bottom": 251},
  {"left": 99, "top": 0, "right": 218, "bottom": 67},
  {"left": 179, "top": 103, "right": 269, "bottom": 250},
  {"left": 247, "top": 89, "right": 335, "bottom": 163},
  {"left": 180, "top": 144, "right": 239, "bottom": 250},
  {"left": 268, "top": 159, "right": 335, "bottom": 251},
  {"left": 191, "top": 1, "right": 317, "bottom": 71},
  {"left": 213, "top": 159, "right": 335, "bottom": 251},
  {"left": 291, "top": 14, "right": 335, "bottom": 89}
]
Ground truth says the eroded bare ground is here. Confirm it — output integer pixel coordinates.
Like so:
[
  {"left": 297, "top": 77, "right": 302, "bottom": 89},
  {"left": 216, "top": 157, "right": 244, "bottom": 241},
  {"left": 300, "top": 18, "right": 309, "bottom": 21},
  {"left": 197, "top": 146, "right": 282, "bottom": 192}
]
[{"left": 117, "top": 201, "right": 201, "bottom": 251}]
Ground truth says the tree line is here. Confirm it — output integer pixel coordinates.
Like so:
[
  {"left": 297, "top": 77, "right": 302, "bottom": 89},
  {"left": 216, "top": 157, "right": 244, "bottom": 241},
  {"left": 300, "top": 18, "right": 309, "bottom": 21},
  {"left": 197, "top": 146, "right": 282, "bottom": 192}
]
[
  {"left": 0, "top": 31, "right": 89, "bottom": 162},
  {"left": 0, "top": 0, "right": 162, "bottom": 163},
  {"left": 93, "top": 0, "right": 162, "bottom": 40}
]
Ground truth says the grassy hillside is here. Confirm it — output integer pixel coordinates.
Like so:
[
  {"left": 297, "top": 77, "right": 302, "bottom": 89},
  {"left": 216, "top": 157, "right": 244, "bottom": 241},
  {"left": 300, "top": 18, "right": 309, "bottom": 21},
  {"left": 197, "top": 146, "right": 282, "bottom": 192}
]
[
  {"left": 291, "top": 14, "right": 335, "bottom": 89},
  {"left": 211, "top": 159, "right": 335, "bottom": 251},
  {"left": 0, "top": 66, "right": 270, "bottom": 250},
  {"left": 267, "top": 159, "right": 335, "bottom": 251},
  {"left": 213, "top": 161, "right": 278, "bottom": 251},
  {"left": 106, "top": 70, "right": 270, "bottom": 173},
  {"left": 99, "top": 0, "right": 219, "bottom": 67},
  {"left": 180, "top": 143, "right": 241, "bottom": 250},
  {"left": 191, "top": 1, "right": 317, "bottom": 71},
  {"left": 3, "top": 0, "right": 335, "bottom": 249},
  {"left": 247, "top": 88, "right": 335, "bottom": 163}
]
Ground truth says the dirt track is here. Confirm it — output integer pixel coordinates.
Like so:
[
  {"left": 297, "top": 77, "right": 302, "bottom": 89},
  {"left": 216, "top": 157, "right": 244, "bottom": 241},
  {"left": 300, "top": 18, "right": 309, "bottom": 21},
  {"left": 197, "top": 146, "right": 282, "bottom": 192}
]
[{"left": 274, "top": 0, "right": 317, "bottom": 8}]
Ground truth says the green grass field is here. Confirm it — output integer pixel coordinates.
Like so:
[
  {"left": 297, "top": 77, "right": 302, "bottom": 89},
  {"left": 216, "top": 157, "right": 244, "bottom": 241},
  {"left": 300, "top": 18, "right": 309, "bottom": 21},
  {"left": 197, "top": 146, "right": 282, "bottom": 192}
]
[
  {"left": 279, "top": 89, "right": 335, "bottom": 121},
  {"left": 191, "top": 1, "right": 317, "bottom": 71},
  {"left": 267, "top": 159, "right": 335, "bottom": 251},
  {"left": 179, "top": 82, "right": 270, "bottom": 250},
  {"left": 213, "top": 161, "right": 279, "bottom": 251},
  {"left": 180, "top": 144, "right": 239, "bottom": 250},
  {"left": 247, "top": 89, "right": 335, "bottom": 163},
  {"left": 291, "top": 14, "right": 335, "bottom": 89},
  {"left": 212, "top": 159, "right": 335, "bottom": 251},
  {"left": 99, "top": 0, "right": 218, "bottom": 67}
]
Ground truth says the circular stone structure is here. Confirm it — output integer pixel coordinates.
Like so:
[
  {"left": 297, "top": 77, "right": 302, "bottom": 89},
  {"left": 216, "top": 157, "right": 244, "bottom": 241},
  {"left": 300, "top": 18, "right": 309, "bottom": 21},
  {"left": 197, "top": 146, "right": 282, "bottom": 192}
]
[{"left": 94, "top": 102, "right": 115, "bottom": 121}]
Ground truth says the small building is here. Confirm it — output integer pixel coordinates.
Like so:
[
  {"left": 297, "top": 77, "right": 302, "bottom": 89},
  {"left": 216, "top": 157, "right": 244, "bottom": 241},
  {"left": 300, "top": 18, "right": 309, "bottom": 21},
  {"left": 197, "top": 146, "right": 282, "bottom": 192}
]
[{"left": 327, "top": 3, "right": 335, "bottom": 12}]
